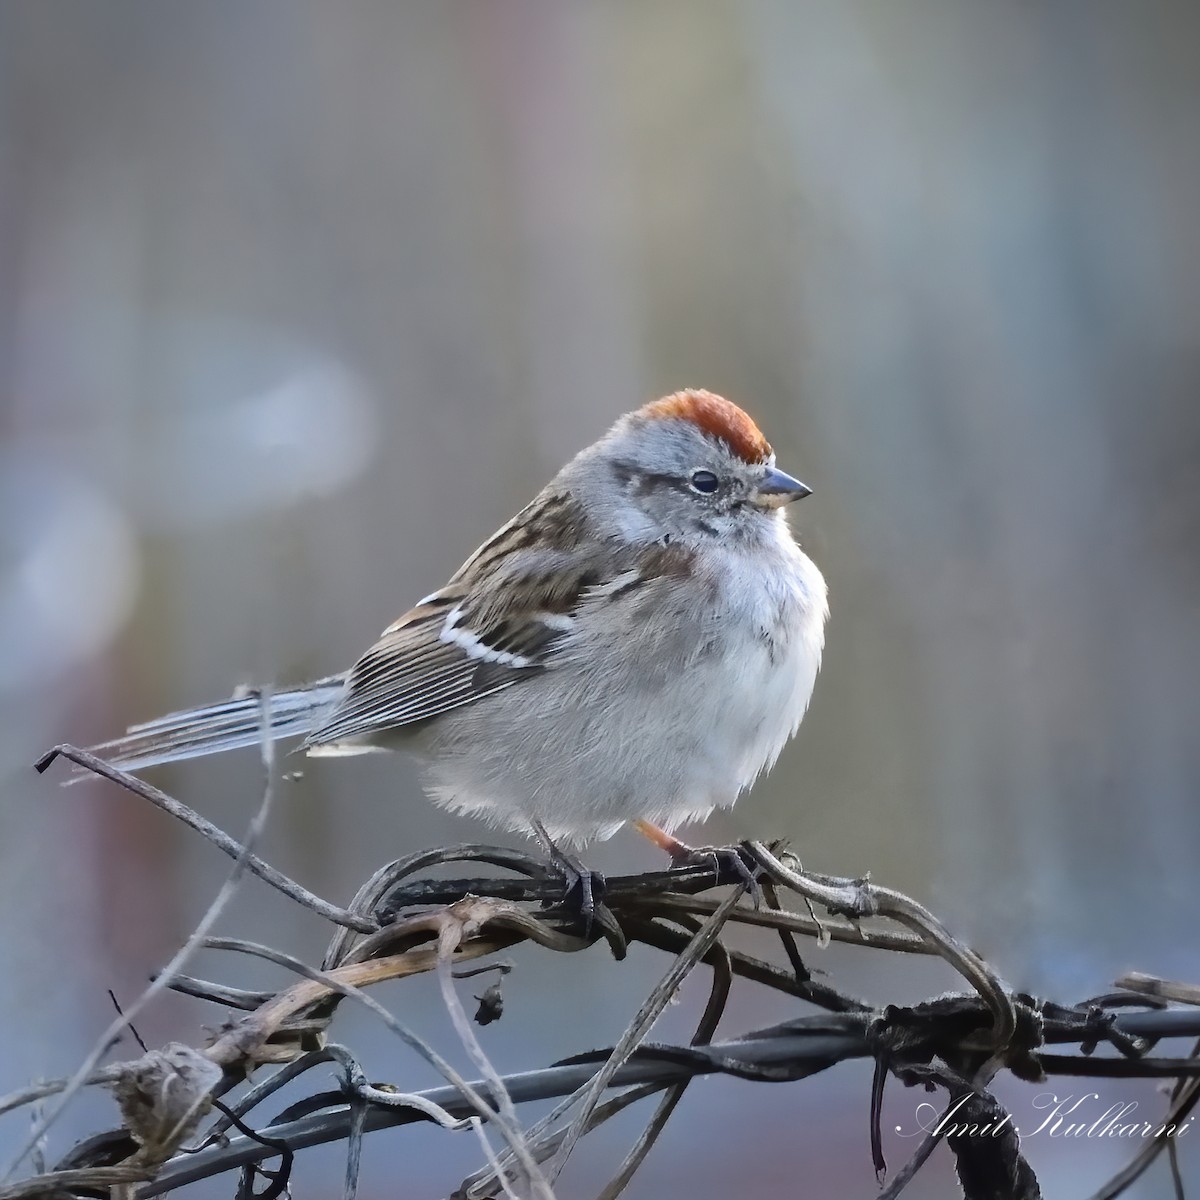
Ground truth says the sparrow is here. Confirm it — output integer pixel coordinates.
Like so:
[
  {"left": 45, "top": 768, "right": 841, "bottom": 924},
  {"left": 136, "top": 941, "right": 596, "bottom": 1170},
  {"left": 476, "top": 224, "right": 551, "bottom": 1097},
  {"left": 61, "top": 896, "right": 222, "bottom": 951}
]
[{"left": 86, "top": 389, "right": 828, "bottom": 859}]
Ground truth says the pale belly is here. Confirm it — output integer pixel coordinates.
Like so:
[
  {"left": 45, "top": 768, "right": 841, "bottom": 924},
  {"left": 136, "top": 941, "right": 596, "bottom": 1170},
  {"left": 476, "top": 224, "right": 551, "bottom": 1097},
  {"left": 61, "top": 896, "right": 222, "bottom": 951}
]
[{"left": 413, "top": 544, "right": 827, "bottom": 843}]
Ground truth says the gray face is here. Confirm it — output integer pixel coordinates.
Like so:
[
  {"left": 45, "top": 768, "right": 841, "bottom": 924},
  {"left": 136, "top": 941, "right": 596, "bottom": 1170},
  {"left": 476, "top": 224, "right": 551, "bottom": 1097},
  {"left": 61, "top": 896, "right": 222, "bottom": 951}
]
[{"left": 573, "top": 413, "right": 809, "bottom": 545}]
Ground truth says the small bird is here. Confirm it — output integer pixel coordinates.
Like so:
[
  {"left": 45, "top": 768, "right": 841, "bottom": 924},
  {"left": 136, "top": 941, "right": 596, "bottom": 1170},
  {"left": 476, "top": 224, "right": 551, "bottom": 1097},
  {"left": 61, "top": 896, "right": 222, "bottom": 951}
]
[{"left": 87, "top": 389, "right": 828, "bottom": 863}]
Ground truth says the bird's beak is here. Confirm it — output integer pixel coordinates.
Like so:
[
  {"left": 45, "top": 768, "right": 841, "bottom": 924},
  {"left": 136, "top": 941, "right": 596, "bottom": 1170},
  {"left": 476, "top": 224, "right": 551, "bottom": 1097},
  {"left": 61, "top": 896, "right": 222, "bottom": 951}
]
[{"left": 755, "top": 465, "right": 813, "bottom": 508}]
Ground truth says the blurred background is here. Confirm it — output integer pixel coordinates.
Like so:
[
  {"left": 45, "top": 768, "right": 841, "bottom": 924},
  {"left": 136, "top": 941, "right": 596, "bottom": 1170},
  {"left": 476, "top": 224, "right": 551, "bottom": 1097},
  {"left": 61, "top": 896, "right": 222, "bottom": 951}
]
[{"left": 2, "top": 2, "right": 1198, "bottom": 1196}]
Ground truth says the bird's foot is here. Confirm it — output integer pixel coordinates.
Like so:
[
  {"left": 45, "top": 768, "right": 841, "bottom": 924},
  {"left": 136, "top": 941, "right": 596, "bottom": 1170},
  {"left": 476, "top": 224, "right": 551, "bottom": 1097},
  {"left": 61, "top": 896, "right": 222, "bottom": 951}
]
[
  {"left": 634, "top": 820, "right": 763, "bottom": 906},
  {"left": 530, "top": 820, "right": 609, "bottom": 939},
  {"left": 673, "top": 843, "right": 763, "bottom": 905}
]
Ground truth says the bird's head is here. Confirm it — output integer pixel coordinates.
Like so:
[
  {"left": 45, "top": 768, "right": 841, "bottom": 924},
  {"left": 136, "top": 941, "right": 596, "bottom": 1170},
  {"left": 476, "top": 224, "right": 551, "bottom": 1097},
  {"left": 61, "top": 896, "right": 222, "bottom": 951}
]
[{"left": 574, "top": 389, "right": 812, "bottom": 546}]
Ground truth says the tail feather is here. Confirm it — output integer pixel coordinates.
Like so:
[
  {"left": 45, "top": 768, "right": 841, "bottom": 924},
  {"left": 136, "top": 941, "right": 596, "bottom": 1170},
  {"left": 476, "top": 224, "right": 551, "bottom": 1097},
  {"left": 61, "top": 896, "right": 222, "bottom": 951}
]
[{"left": 79, "top": 675, "right": 347, "bottom": 777}]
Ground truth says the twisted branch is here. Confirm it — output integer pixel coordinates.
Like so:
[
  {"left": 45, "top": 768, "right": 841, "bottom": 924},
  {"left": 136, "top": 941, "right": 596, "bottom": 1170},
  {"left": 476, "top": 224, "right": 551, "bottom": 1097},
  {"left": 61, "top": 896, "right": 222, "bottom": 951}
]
[{"left": 3, "top": 746, "right": 1198, "bottom": 1200}]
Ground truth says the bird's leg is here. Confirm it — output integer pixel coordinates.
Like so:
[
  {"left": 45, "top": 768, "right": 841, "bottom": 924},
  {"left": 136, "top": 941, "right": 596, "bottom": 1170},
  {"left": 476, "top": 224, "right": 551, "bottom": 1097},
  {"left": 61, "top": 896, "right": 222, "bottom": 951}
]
[
  {"left": 633, "top": 819, "right": 762, "bottom": 904},
  {"left": 530, "top": 818, "right": 607, "bottom": 936}
]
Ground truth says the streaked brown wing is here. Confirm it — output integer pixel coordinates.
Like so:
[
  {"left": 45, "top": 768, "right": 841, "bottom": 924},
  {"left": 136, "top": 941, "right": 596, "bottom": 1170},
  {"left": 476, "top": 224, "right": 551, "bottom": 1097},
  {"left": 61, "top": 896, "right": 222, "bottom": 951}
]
[
  {"left": 304, "top": 554, "right": 602, "bottom": 746},
  {"left": 304, "top": 603, "right": 532, "bottom": 745},
  {"left": 305, "top": 478, "right": 693, "bottom": 748}
]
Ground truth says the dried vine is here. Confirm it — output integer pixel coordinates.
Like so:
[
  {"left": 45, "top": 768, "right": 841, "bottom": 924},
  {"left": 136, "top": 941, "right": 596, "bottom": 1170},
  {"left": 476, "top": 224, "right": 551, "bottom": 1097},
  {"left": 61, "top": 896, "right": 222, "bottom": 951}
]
[{"left": 1, "top": 743, "right": 1197, "bottom": 1200}]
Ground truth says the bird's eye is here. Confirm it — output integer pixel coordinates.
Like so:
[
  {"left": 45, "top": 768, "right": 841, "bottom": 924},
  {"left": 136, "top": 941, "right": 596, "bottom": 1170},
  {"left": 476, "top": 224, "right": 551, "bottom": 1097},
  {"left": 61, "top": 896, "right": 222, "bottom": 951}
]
[{"left": 689, "top": 470, "right": 720, "bottom": 494}]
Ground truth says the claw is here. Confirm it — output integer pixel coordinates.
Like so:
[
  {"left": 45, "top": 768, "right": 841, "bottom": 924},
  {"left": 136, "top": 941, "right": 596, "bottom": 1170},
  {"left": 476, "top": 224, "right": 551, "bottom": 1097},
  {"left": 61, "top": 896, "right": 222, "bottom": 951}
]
[
  {"left": 633, "top": 820, "right": 762, "bottom": 906},
  {"left": 530, "top": 819, "right": 608, "bottom": 937},
  {"left": 556, "top": 855, "right": 608, "bottom": 935},
  {"left": 673, "top": 844, "right": 763, "bottom": 907}
]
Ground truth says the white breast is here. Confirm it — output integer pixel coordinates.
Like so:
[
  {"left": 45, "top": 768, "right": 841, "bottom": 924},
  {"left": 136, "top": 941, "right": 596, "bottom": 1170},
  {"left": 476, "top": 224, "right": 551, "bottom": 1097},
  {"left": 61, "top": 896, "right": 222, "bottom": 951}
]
[
  {"left": 704, "top": 538, "right": 828, "bottom": 799},
  {"left": 415, "top": 524, "right": 828, "bottom": 844}
]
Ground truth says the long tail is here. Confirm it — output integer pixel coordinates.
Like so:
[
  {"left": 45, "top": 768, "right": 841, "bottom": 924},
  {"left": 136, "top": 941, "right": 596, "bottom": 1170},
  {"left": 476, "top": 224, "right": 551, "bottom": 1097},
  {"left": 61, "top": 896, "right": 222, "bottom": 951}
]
[{"left": 80, "top": 675, "right": 348, "bottom": 776}]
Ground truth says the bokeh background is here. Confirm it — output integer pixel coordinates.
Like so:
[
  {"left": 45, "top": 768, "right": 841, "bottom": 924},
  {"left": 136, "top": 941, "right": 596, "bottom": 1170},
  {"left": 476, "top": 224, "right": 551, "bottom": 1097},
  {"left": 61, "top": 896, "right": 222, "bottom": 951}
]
[{"left": 2, "top": 2, "right": 1198, "bottom": 1196}]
